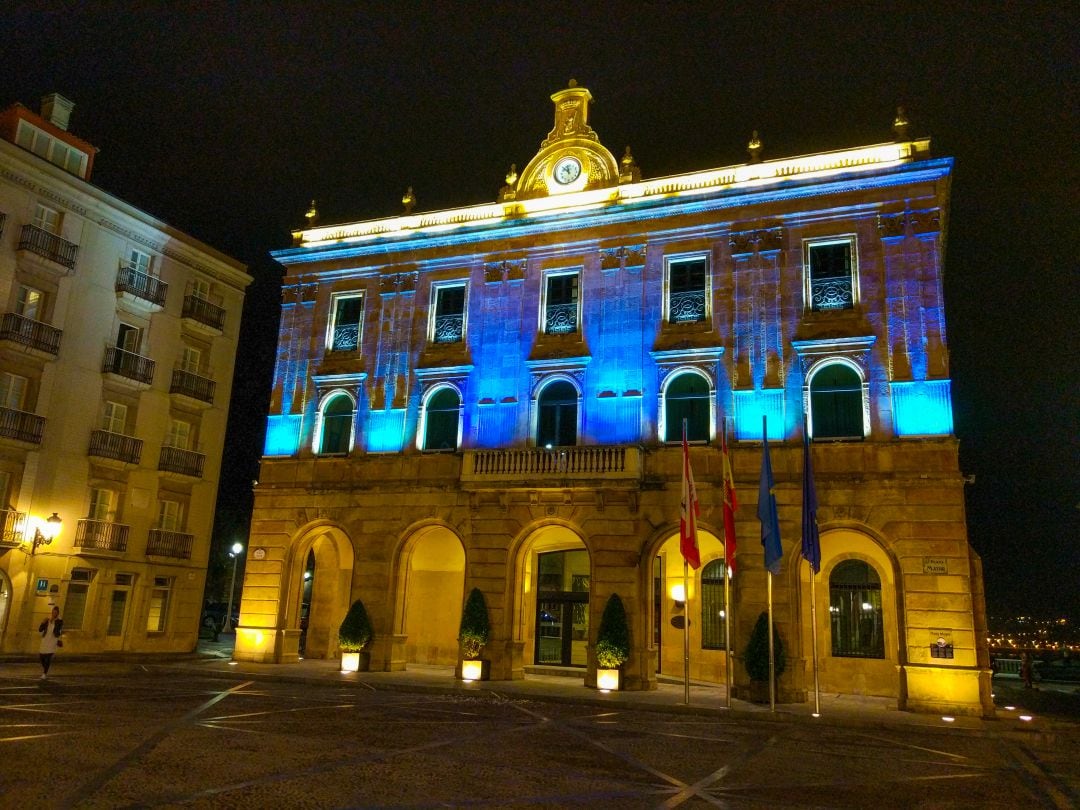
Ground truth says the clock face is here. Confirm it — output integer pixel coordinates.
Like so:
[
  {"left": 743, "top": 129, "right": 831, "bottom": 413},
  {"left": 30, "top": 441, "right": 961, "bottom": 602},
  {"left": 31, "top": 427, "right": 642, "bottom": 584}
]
[{"left": 553, "top": 156, "right": 582, "bottom": 185}]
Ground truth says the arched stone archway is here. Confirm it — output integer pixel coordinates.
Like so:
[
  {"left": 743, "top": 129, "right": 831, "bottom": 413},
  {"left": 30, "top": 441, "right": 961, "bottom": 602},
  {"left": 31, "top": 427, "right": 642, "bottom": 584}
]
[
  {"left": 395, "top": 525, "right": 465, "bottom": 666},
  {"left": 0, "top": 568, "right": 12, "bottom": 644}
]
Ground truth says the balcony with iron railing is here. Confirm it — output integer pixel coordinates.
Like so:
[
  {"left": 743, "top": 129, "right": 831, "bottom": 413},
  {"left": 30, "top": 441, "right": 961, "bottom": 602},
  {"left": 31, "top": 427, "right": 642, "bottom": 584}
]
[
  {"left": 74, "top": 519, "right": 129, "bottom": 553},
  {"left": 0, "top": 407, "right": 45, "bottom": 444},
  {"left": 668, "top": 290, "right": 707, "bottom": 323},
  {"left": 102, "top": 346, "right": 155, "bottom": 386},
  {"left": 170, "top": 368, "right": 216, "bottom": 405},
  {"left": 158, "top": 445, "right": 205, "bottom": 478},
  {"left": 0, "top": 312, "right": 62, "bottom": 355},
  {"left": 809, "top": 274, "right": 855, "bottom": 311},
  {"left": 88, "top": 429, "right": 143, "bottom": 466},
  {"left": 18, "top": 224, "right": 78, "bottom": 270},
  {"left": 543, "top": 302, "right": 578, "bottom": 335},
  {"left": 0, "top": 508, "right": 27, "bottom": 547},
  {"left": 433, "top": 313, "right": 464, "bottom": 343},
  {"left": 146, "top": 529, "right": 194, "bottom": 559},
  {"left": 116, "top": 264, "right": 168, "bottom": 309},
  {"left": 182, "top": 295, "right": 226, "bottom": 332}
]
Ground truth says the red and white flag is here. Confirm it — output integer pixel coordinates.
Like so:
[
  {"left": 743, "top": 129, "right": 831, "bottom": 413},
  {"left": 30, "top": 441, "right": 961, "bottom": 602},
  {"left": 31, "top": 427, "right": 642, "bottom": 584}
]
[
  {"left": 680, "top": 420, "right": 701, "bottom": 569},
  {"left": 721, "top": 422, "right": 738, "bottom": 573}
]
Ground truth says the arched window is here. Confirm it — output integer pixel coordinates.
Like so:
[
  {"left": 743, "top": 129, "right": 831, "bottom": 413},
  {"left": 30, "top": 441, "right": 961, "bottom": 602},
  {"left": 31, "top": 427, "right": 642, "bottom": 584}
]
[
  {"left": 700, "top": 559, "right": 727, "bottom": 650},
  {"left": 318, "top": 394, "right": 353, "bottom": 454},
  {"left": 810, "top": 362, "right": 864, "bottom": 441},
  {"left": 829, "top": 560, "right": 884, "bottom": 658},
  {"left": 422, "top": 387, "right": 461, "bottom": 451},
  {"left": 537, "top": 380, "right": 578, "bottom": 447},
  {"left": 665, "top": 371, "right": 710, "bottom": 442}
]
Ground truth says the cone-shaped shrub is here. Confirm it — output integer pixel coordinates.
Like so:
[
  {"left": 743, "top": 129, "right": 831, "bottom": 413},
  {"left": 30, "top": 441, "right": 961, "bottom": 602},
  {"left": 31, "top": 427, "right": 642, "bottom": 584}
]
[
  {"left": 595, "top": 593, "right": 631, "bottom": 669},
  {"left": 744, "top": 610, "right": 785, "bottom": 682},
  {"left": 338, "top": 599, "right": 373, "bottom": 653},
  {"left": 458, "top": 587, "right": 490, "bottom": 659}
]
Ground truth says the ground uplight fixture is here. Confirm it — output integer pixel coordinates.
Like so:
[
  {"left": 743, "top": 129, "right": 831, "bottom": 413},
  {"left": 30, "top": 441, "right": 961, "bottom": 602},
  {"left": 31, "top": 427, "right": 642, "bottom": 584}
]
[
  {"left": 1019, "top": 715, "right": 1033, "bottom": 722},
  {"left": 942, "top": 716, "right": 955, "bottom": 723}
]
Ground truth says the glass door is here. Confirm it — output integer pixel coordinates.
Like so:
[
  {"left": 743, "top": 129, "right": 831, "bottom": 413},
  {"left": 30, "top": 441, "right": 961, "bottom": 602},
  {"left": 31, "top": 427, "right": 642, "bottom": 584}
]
[{"left": 534, "top": 550, "right": 589, "bottom": 667}]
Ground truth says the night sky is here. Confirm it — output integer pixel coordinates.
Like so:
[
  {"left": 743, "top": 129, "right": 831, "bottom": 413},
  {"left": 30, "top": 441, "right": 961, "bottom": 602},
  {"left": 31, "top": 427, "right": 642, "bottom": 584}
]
[{"left": 5, "top": 4, "right": 1076, "bottom": 620}]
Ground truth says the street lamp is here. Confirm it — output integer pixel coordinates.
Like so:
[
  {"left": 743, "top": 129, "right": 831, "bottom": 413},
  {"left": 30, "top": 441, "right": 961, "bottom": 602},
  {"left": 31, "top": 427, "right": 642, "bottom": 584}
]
[
  {"left": 30, "top": 512, "right": 62, "bottom": 554},
  {"left": 224, "top": 541, "right": 243, "bottom": 633}
]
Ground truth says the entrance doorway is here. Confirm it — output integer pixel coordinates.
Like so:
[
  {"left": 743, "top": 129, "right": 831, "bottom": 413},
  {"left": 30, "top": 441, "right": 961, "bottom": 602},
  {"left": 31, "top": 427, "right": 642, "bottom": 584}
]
[{"left": 534, "top": 549, "right": 589, "bottom": 667}]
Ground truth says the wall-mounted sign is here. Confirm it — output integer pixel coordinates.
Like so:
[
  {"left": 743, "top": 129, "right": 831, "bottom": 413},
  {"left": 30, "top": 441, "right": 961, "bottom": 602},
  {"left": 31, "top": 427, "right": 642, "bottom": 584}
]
[
  {"left": 922, "top": 557, "right": 948, "bottom": 575},
  {"left": 35, "top": 578, "right": 48, "bottom": 594},
  {"left": 252, "top": 547, "right": 267, "bottom": 561}
]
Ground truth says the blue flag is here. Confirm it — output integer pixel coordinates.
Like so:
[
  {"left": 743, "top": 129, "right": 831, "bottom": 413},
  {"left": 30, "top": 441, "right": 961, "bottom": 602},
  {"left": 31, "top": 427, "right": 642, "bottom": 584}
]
[
  {"left": 801, "top": 419, "right": 821, "bottom": 574},
  {"left": 758, "top": 415, "right": 783, "bottom": 575}
]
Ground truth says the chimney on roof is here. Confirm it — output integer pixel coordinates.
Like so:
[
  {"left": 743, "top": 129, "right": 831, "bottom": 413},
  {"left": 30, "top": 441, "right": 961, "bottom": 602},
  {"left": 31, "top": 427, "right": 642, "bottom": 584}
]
[{"left": 40, "top": 93, "right": 75, "bottom": 131}]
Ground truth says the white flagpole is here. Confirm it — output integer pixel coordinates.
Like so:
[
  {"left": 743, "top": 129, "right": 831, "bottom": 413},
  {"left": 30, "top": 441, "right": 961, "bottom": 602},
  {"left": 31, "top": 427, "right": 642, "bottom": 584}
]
[
  {"left": 767, "top": 572, "right": 776, "bottom": 713},
  {"left": 683, "top": 558, "right": 691, "bottom": 705},
  {"left": 810, "top": 559, "right": 821, "bottom": 715},
  {"left": 723, "top": 563, "right": 732, "bottom": 709}
]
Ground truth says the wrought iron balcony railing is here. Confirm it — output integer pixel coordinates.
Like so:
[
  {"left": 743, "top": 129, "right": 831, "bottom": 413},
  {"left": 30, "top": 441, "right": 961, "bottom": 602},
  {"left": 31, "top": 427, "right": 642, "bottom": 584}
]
[
  {"left": 88, "top": 429, "right": 143, "bottom": 465},
  {"left": 433, "top": 313, "right": 464, "bottom": 343},
  {"left": 0, "top": 312, "right": 62, "bottom": 355},
  {"left": 102, "top": 346, "right": 155, "bottom": 385},
  {"left": 146, "top": 529, "right": 194, "bottom": 559},
  {"left": 0, "top": 508, "right": 27, "bottom": 547},
  {"left": 170, "top": 368, "right": 216, "bottom": 404},
  {"left": 544, "top": 302, "right": 578, "bottom": 334},
  {"left": 75, "top": 519, "right": 129, "bottom": 552},
  {"left": 0, "top": 407, "right": 45, "bottom": 444},
  {"left": 809, "top": 274, "right": 855, "bottom": 311},
  {"left": 18, "top": 224, "right": 78, "bottom": 270},
  {"left": 116, "top": 265, "right": 168, "bottom": 307},
  {"left": 182, "top": 295, "right": 226, "bottom": 331},
  {"left": 668, "top": 290, "right": 707, "bottom": 323},
  {"left": 158, "top": 445, "right": 205, "bottom": 478}
]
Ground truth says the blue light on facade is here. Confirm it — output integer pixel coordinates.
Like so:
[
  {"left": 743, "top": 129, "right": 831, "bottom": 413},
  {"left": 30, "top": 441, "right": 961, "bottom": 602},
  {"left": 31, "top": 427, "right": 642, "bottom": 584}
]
[
  {"left": 890, "top": 380, "right": 954, "bottom": 436},
  {"left": 264, "top": 414, "right": 302, "bottom": 456},
  {"left": 366, "top": 410, "right": 407, "bottom": 452},
  {"left": 733, "top": 389, "right": 786, "bottom": 441}
]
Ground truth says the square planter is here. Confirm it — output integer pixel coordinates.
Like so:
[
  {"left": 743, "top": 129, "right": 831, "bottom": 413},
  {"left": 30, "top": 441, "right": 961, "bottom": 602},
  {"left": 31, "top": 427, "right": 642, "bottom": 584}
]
[
  {"left": 461, "top": 659, "right": 491, "bottom": 681},
  {"left": 596, "top": 668, "right": 621, "bottom": 691},
  {"left": 341, "top": 650, "right": 370, "bottom": 672}
]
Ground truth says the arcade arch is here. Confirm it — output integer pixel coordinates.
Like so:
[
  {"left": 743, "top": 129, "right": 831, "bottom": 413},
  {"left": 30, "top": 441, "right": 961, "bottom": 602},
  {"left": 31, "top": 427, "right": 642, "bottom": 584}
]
[{"left": 395, "top": 525, "right": 466, "bottom": 666}]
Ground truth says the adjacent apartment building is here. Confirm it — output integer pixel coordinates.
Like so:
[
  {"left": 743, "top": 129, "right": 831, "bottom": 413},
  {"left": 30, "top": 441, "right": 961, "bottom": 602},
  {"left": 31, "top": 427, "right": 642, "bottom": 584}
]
[
  {"left": 236, "top": 82, "right": 992, "bottom": 716},
  {"left": 0, "top": 95, "right": 250, "bottom": 654}
]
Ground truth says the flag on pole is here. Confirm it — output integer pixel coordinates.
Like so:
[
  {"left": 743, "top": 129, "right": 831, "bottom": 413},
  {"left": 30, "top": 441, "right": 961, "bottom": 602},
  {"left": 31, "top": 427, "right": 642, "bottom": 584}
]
[
  {"left": 680, "top": 420, "right": 701, "bottom": 569},
  {"left": 801, "top": 419, "right": 821, "bottom": 574},
  {"left": 758, "top": 415, "right": 783, "bottom": 575},
  {"left": 721, "top": 421, "right": 738, "bottom": 573}
]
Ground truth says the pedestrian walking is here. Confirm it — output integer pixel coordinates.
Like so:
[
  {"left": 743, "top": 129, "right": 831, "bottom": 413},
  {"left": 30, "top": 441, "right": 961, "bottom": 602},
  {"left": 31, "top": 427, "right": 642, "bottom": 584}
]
[
  {"left": 1020, "top": 650, "right": 1033, "bottom": 689},
  {"left": 38, "top": 605, "right": 63, "bottom": 679}
]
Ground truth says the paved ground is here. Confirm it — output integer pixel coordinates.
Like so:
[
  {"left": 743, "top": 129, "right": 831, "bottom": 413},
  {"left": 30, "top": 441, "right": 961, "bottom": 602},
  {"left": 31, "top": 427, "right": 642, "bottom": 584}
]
[{"left": 0, "top": 652, "right": 1077, "bottom": 809}]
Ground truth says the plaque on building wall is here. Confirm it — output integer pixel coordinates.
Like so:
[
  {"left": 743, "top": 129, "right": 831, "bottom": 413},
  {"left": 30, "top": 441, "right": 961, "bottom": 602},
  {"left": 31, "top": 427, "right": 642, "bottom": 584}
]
[
  {"left": 252, "top": 547, "right": 267, "bottom": 561},
  {"left": 922, "top": 557, "right": 948, "bottom": 574}
]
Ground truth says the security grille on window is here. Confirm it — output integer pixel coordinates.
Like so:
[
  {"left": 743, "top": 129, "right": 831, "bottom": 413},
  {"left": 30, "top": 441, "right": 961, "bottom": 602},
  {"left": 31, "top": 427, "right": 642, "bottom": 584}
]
[
  {"left": 829, "top": 560, "right": 885, "bottom": 658},
  {"left": 667, "top": 258, "right": 707, "bottom": 323},
  {"left": 432, "top": 285, "right": 466, "bottom": 343},
  {"left": 700, "top": 560, "right": 728, "bottom": 649},
  {"left": 328, "top": 294, "right": 364, "bottom": 351},
  {"left": 806, "top": 240, "right": 856, "bottom": 311},
  {"left": 543, "top": 273, "right": 579, "bottom": 335}
]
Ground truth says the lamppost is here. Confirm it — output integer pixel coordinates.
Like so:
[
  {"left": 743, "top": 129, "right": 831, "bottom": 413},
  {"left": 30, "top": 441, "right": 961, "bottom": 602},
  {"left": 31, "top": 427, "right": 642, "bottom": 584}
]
[
  {"left": 224, "top": 541, "right": 243, "bottom": 633},
  {"left": 30, "top": 512, "right": 62, "bottom": 554}
]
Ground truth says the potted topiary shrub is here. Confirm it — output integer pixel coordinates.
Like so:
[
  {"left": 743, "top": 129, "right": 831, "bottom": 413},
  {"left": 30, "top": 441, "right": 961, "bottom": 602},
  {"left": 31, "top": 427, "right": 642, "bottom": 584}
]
[
  {"left": 595, "top": 593, "right": 630, "bottom": 690},
  {"left": 338, "top": 599, "right": 373, "bottom": 672},
  {"left": 744, "top": 610, "right": 785, "bottom": 703},
  {"left": 458, "top": 587, "right": 491, "bottom": 681}
]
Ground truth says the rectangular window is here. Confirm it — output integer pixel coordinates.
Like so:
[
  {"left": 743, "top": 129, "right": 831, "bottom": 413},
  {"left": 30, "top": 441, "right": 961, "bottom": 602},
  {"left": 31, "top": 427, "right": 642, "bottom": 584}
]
[
  {"left": 806, "top": 238, "right": 856, "bottom": 311},
  {"left": 180, "top": 345, "right": 201, "bottom": 373},
  {"left": 0, "top": 373, "right": 27, "bottom": 410},
  {"left": 88, "top": 488, "right": 117, "bottom": 522},
  {"left": 117, "top": 323, "right": 141, "bottom": 353},
  {"left": 328, "top": 293, "right": 364, "bottom": 352},
  {"left": 157, "top": 499, "right": 183, "bottom": 531},
  {"left": 65, "top": 583, "right": 89, "bottom": 630},
  {"left": 543, "top": 272, "right": 579, "bottom": 335},
  {"left": 164, "top": 419, "right": 192, "bottom": 450},
  {"left": 431, "top": 284, "right": 466, "bottom": 344},
  {"left": 667, "top": 257, "right": 708, "bottom": 323},
  {"left": 147, "top": 577, "right": 172, "bottom": 633},
  {"left": 16, "top": 286, "right": 44, "bottom": 320},
  {"left": 102, "top": 401, "right": 128, "bottom": 434},
  {"left": 129, "top": 249, "right": 151, "bottom": 275},
  {"left": 190, "top": 278, "right": 211, "bottom": 301},
  {"left": 107, "top": 589, "right": 127, "bottom": 636},
  {"left": 32, "top": 204, "right": 60, "bottom": 234}
]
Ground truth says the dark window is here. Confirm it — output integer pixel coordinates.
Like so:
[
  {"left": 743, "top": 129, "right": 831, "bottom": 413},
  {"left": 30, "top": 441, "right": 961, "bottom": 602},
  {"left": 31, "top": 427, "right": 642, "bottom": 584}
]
[
  {"left": 537, "top": 381, "right": 577, "bottom": 447},
  {"left": 319, "top": 394, "right": 352, "bottom": 454},
  {"left": 423, "top": 387, "right": 460, "bottom": 451},
  {"left": 330, "top": 296, "right": 363, "bottom": 351},
  {"left": 700, "top": 559, "right": 727, "bottom": 650},
  {"left": 668, "top": 258, "right": 707, "bottom": 323},
  {"left": 665, "top": 372, "right": 710, "bottom": 442},
  {"left": 544, "top": 274, "right": 579, "bottom": 334},
  {"left": 433, "top": 286, "right": 465, "bottom": 344},
  {"left": 829, "top": 560, "right": 885, "bottom": 658},
  {"left": 810, "top": 363, "right": 863, "bottom": 440},
  {"left": 807, "top": 242, "right": 854, "bottom": 311}
]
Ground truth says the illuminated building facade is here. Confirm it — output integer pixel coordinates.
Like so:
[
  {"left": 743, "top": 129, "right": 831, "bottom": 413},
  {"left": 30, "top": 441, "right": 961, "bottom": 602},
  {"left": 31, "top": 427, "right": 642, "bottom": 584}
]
[
  {"left": 0, "top": 95, "right": 250, "bottom": 654},
  {"left": 240, "top": 82, "right": 992, "bottom": 715}
]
